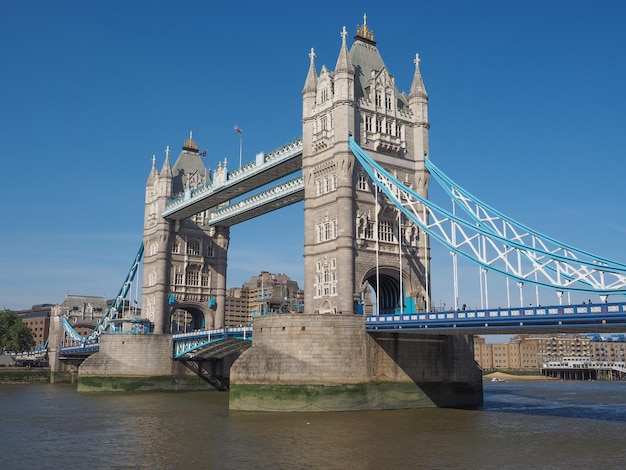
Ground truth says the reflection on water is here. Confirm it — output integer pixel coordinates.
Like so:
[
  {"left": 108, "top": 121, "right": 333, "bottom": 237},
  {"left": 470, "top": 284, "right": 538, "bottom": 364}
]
[{"left": 1, "top": 381, "right": 625, "bottom": 469}]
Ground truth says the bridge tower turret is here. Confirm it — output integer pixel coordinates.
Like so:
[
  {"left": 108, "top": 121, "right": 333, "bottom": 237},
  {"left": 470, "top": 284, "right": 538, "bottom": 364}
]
[
  {"left": 142, "top": 134, "right": 228, "bottom": 335},
  {"left": 301, "top": 16, "right": 431, "bottom": 317}
]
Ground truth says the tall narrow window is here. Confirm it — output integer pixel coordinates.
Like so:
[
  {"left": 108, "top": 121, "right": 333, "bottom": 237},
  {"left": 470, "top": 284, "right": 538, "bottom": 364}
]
[
  {"left": 187, "top": 240, "right": 200, "bottom": 256},
  {"left": 358, "top": 174, "right": 368, "bottom": 191}
]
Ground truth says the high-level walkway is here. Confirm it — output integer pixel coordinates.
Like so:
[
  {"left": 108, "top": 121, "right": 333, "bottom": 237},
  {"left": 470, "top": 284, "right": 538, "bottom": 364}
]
[{"left": 162, "top": 138, "right": 303, "bottom": 221}]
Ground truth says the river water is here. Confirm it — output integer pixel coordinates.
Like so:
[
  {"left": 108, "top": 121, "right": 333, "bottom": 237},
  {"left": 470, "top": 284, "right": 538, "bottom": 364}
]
[{"left": 1, "top": 380, "right": 625, "bottom": 469}]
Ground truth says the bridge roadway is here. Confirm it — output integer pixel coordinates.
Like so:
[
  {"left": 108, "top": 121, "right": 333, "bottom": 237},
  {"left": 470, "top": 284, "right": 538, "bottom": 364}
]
[
  {"left": 58, "top": 301, "right": 626, "bottom": 360},
  {"left": 162, "top": 138, "right": 303, "bottom": 221},
  {"left": 367, "top": 301, "right": 626, "bottom": 335}
]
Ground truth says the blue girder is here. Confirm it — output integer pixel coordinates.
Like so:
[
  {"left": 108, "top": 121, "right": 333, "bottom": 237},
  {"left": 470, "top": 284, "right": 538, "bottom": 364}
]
[
  {"left": 173, "top": 327, "right": 252, "bottom": 358},
  {"left": 60, "top": 243, "right": 144, "bottom": 344},
  {"left": 348, "top": 137, "right": 626, "bottom": 295}
]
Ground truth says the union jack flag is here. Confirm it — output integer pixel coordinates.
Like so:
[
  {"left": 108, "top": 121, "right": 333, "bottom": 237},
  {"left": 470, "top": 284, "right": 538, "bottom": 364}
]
[{"left": 234, "top": 125, "right": 242, "bottom": 135}]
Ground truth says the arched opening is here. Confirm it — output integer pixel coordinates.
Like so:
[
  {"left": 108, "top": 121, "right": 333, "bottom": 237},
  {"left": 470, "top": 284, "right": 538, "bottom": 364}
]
[
  {"left": 362, "top": 268, "right": 403, "bottom": 315},
  {"left": 169, "top": 306, "right": 207, "bottom": 334}
]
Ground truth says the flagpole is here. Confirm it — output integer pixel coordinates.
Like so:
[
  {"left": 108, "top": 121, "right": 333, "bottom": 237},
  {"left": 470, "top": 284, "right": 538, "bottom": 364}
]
[{"left": 234, "top": 125, "right": 243, "bottom": 167}]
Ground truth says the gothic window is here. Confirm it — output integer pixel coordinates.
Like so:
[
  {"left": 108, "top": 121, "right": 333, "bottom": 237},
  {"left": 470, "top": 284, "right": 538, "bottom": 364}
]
[
  {"left": 186, "top": 271, "right": 199, "bottom": 286},
  {"left": 206, "top": 243, "right": 214, "bottom": 257},
  {"left": 365, "top": 115, "right": 372, "bottom": 132},
  {"left": 385, "top": 94, "right": 392, "bottom": 110},
  {"left": 321, "top": 115, "right": 328, "bottom": 131},
  {"left": 202, "top": 273, "right": 210, "bottom": 287},
  {"left": 174, "top": 272, "right": 183, "bottom": 285},
  {"left": 187, "top": 240, "right": 200, "bottom": 256},
  {"left": 376, "top": 118, "right": 382, "bottom": 133},
  {"left": 385, "top": 120, "right": 392, "bottom": 135},
  {"left": 172, "top": 240, "right": 180, "bottom": 254},
  {"left": 396, "top": 123, "right": 402, "bottom": 138},
  {"left": 316, "top": 219, "right": 337, "bottom": 243},
  {"left": 379, "top": 220, "right": 395, "bottom": 242},
  {"left": 375, "top": 91, "right": 381, "bottom": 107},
  {"left": 321, "top": 87, "right": 328, "bottom": 103},
  {"left": 365, "top": 220, "right": 375, "bottom": 239},
  {"left": 313, "top": 258, "right": 337, "bottom": 298},
  {"left": 357, "top": 173, "right": 368, "bottom": 191},
  {"left": 315, "top": 174, "right": 336, "bottom": 196}
]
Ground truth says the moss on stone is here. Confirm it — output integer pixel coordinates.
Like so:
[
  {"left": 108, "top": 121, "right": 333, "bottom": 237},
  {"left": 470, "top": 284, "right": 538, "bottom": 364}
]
[
  {"left": 229, "top": 382, "right": 441, "bottom": 412},
  {"left": 77, "top": 375, "right": 211, "bottom": 393}
]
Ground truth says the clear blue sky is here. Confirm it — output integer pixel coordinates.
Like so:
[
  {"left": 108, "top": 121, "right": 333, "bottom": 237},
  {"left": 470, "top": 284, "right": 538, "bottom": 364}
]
[{"left": 2, "top": 1, "right": 626, "bottom": 328}]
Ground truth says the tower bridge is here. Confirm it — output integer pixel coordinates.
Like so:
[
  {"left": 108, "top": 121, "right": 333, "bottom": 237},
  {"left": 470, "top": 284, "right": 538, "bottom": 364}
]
[{"left": 48, "top": 16, "right": 626, "bottom": 411}]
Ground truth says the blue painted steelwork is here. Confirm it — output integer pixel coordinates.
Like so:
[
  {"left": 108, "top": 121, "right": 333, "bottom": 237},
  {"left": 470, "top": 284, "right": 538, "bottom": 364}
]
[
  {"left": 173, "top": 327, "right": 252, "bottom": 358},
  {"left": 366, "top": 301, "right": 626, "bottom": 333},
  {"left": 348, "top": 137, "right": 626, "bottom": 296},
  {"left": 7, "top": 339, "right": 49, "bottom": 359},
  {"left": 59, "top": 343, "right": 100, "bottom": 356},
  {"left": 60, "top": 243, "right": 144, "bottom": 344}
]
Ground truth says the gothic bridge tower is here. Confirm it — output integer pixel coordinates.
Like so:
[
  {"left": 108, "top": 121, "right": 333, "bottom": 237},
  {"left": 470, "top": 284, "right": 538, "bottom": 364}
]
[
  {"left": 143, "top": 133, "right": 228, "bottom": 334},
  {"left": 302, "top": 16, "right": 431, "bottom": 317}
]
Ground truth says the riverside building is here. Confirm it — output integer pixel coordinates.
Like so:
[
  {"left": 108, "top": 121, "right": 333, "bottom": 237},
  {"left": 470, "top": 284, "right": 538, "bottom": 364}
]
[{"left": 474, "top": 334, "right": 626, "bottom": 371}]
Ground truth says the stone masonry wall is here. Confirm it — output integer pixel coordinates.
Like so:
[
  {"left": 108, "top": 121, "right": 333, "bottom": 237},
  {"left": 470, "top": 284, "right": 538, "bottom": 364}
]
[
  {"left": 231, "top": 314, "right": 369, "bottom": 384},
  {"left": 79, "top": 334, "right": 185, "bottom": 377}
]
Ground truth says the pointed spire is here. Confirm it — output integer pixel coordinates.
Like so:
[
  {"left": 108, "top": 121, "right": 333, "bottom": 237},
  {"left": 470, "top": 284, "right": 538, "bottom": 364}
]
[
  {"left": 335, "top": 26, "right": 353, "bottom": 73},
  {"left": 147, "top": 153, "right": 159, "bottom": 184},
  {"left": 303, "top": 47, "right": 318, "bottom": 93},
  {"left": 409, "top": 53, "right": 428, "bottom": 98},
  {"left": 160, "top": 145, "right": 172, "bottom": 177}
]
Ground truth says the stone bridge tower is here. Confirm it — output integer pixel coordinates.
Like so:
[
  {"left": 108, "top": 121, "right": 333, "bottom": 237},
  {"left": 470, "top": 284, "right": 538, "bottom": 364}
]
[
  {"left": 302, "top": 16, "right": 431, "bottom": 317},
  {"left": 142, "top": 133, "right": 229, "bottom": 334}
]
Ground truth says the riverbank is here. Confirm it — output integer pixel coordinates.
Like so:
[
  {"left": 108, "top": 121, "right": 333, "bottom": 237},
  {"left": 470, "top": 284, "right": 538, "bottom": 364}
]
[{"left": 0, "top": 368, "right": 50, "bottom": 384}]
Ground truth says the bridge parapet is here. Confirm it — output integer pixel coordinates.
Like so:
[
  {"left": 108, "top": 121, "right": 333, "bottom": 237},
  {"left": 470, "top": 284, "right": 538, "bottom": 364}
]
[
  {"left": 366, "top": 301, "right": 626, "bottom": 334},
  {"left": 173, "top": 327, "right": 252, "bottom": 358}
]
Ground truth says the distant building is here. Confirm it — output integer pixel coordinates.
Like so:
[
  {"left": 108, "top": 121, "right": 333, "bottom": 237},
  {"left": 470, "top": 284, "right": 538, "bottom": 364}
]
[
  {"left": 224, "top": 271, "right": 303, "bottom": 327},
  {"left": 474, "top": 333, "right": 626, "bottom": 371},
  {"left": 17, "top": 294, "right": 140, "bottom": 350},
  {"left": 16, "top": 304, "right": 54, "bottom": 350}
]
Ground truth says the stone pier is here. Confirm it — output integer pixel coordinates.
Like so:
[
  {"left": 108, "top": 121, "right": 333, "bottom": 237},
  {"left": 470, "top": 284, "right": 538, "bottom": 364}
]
[
  {"left": 77, "top": 335, "right": 207, "bottom": 392},
  {"left": 229, "top": 314, "right": 483, "bottom": 411}
]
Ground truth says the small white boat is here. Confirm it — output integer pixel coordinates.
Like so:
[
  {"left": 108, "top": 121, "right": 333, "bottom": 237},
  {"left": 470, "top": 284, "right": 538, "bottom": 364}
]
[{"left": 491, "top": 377, "right": 507, "bottom": 382}]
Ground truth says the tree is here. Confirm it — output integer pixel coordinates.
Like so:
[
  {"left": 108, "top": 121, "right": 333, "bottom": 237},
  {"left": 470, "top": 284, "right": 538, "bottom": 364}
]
[{"left": 0, "top": 309, "right": 35, "bottom": 352}]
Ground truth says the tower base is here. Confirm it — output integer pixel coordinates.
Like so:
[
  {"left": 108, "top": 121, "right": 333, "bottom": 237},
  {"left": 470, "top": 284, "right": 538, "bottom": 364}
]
[
  {"left": 229, "top": 314, "right": 483, "bottom": 412},
  {"left": 77, "top": 335, "right": 209, "bottom": 392}
]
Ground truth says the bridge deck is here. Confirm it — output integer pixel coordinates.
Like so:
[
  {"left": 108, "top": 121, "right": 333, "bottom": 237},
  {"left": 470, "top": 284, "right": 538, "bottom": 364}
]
[{"left": 366, "top": 302, "right": 626, "bottom": 335}]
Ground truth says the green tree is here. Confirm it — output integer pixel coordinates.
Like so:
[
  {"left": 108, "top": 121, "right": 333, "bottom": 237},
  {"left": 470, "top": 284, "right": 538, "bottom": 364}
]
[{"left": 0, "top": 309, "right": 35, "bottom": 352}]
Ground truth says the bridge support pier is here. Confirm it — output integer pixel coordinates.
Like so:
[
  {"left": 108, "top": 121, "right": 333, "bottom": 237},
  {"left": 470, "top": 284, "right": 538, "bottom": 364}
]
[
  {"left": 229, "top": 314, "right": 483, "bottom": 411},
  {"left": 76, "top": 335, "right": 210, "bottom": 392}
]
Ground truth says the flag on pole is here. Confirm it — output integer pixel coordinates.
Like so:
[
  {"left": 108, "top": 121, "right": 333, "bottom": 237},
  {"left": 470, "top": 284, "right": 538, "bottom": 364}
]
[
  {"left": 234, "top": 125, "right": 242, "bottom": 135},
  {"left": 199, "top": 150, "right": 207, "bottom": 157}
]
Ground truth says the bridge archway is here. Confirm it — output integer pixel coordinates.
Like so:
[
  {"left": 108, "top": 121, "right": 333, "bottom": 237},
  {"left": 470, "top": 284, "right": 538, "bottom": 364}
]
[
  {"left": 362, "top": 268, "right": 403, "bottom": 316},
  {"left": 169, "top": 304, "right": 210, "bottom": 334}
]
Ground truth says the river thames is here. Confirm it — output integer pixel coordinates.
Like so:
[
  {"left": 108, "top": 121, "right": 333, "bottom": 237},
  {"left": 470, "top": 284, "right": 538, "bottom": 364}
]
[{"left": 1, "top": 379, "right": 625, "bottom": 469}]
